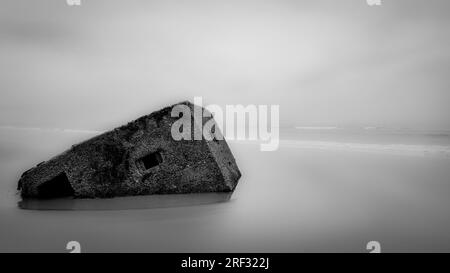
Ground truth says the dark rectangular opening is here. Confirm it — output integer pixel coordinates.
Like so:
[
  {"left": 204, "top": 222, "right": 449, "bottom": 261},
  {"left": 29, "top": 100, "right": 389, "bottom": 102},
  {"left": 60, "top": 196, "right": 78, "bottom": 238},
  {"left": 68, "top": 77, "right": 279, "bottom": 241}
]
[
  {"left": 37, "top": 172, "right": 74, "bottom": 199},
  {"left": 141, "top": 151, "right": 163, "bottom": 169}
]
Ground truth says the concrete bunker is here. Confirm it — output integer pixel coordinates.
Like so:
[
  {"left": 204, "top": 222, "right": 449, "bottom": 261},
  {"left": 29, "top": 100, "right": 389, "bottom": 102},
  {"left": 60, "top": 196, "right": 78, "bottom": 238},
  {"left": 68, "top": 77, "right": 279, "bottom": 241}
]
[{"left": 18, "top": 101, "right": 241, "bottom": 199}]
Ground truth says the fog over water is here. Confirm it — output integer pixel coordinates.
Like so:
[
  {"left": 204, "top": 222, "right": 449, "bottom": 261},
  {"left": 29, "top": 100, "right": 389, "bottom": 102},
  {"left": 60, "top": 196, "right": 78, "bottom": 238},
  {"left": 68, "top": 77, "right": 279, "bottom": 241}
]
[
  {"left": 1, "top": 0, "right": 450, "bottom": 131},
  {"left": 1, "top": 0, "right": 450, "bottom": 252}
]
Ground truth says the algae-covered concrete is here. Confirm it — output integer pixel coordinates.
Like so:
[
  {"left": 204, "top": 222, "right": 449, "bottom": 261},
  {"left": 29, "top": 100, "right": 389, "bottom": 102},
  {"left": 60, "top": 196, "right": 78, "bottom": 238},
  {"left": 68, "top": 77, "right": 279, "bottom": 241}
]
[{"left": 18, "top": 101, "right": 241, "bottom": 199}]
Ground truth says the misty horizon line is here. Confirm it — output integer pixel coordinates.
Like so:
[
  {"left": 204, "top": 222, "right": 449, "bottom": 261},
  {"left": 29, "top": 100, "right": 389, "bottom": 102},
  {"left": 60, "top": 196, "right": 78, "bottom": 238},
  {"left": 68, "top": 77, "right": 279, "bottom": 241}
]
[{"left": 1, "top": 124, "right": 450, "bottom": 135}]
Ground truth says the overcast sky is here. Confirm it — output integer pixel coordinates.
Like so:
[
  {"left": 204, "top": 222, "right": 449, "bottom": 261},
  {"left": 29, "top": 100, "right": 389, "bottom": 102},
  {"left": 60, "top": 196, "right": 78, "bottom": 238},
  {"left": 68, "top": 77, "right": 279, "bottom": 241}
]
[{"left": 1, "top": 0, "right": 449, "bottom": 131}]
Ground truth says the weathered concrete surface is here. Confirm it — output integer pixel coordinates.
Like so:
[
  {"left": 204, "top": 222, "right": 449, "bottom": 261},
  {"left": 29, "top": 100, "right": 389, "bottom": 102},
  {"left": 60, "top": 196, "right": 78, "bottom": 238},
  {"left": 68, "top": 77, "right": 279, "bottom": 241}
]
[{"left": 18, "top": 101, "right": 241, "bottom": 199}]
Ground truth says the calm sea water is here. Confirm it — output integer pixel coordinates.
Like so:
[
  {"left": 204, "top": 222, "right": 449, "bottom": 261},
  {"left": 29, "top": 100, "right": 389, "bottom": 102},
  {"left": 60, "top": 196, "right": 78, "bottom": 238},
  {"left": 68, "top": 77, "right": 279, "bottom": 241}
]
[{"left": 1, "top": 127, "right": 450, "bottom": 252}]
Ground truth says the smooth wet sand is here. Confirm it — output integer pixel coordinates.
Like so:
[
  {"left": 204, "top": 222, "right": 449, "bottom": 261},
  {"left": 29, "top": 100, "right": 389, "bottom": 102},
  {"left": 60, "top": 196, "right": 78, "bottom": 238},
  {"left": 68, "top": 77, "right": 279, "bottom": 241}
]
[{"left": 1, "top": 128, "right": 450, "bottom": 252}]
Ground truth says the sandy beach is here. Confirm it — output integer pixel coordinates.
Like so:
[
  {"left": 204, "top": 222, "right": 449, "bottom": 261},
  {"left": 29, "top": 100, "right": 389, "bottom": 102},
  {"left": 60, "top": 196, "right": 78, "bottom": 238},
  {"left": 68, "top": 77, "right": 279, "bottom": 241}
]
[{"left": 1, "top": 127, "right": 449, "bottom": 252}]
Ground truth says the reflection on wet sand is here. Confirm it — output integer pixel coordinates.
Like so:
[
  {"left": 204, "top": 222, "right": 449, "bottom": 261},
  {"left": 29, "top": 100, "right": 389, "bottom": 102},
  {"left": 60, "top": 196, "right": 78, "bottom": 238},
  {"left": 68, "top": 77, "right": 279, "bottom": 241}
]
[
  {"left": 4, "top": 128, "right": 450, "bottom": 252},
  {"left": 18, "top": 192, "right": 233, "bottom": 211}
]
